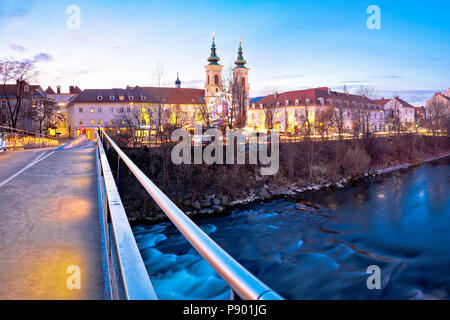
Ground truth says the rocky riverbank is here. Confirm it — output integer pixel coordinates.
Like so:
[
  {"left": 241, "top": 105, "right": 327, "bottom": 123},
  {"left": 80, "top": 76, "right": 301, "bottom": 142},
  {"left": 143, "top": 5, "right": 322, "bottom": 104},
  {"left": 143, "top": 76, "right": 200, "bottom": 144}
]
[{"left": 128, "top": 151, "right": 450, "bottom": 224}]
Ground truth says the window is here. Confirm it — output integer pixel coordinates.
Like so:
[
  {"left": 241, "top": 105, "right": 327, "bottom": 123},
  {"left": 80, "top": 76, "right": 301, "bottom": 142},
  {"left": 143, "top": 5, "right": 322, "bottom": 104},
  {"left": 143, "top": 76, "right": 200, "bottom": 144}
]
[
  {"left": 127, "top": 107, "right": 131, "bottom": 113},
  {"left": 128, "top": 96, "right": 134, "bottom": 101},
  {"left": 141, "top": 96, "right": 146, "bottom": 101},
  {"left": 98, "top": 107, "right": 102, "bottom": 113},
  {"left": 214, "top": 75, "right": 219, "bottom": 85},
  {"left": 207, "top": 75, "right": 210, "bottom": 85},
  {"left": 79, "top": 120, "right": 83, "bottom": 125},
  {"left": 91, "top": 120, "right": 95, "bottom": 125},
  {"left": 110, "top": 120, "right": 113, "bottom": 125},
  {"left": 98, "top": 120, "right": 102, "bottom": 125},
  {"left": 242, "top": 77, "right": 245, "bottom": 87},
  {"left": 110, "top": 107, "right": 114, "bottom": 113},
  {"left": 119, "top": 107, "right": 124, "bottom": 113},
  {"left": 91, "top": 107, "right": 94, "bottom": 113},
  {"left": 79, "top": 107, "right": 83, "bottom": 113},
  {"left": 1, "top": 100, "right": 6, "bottom": 108},
  {"left": 97, "top": 96, "right": 103, "bottom": 101},
  {"left": 110, "top": 96, "right": 115, "bottom": 101},
  {"left": 119, "top": 95, "right": 124, "bottom": 101}
]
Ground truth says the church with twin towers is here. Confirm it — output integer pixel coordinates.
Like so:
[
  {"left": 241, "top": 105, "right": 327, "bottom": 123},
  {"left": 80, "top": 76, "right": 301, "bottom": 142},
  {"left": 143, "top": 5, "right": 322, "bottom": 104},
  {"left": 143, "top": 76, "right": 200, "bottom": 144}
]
[{"left": 67, "top": 35, "right": 251, "bottom": 139}]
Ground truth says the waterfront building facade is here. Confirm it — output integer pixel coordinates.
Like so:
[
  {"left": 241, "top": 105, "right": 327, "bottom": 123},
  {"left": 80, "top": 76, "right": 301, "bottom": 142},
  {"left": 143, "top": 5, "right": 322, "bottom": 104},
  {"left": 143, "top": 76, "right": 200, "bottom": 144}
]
[{"left": 247, "top": 87, "right": 384, "bottom": 135}]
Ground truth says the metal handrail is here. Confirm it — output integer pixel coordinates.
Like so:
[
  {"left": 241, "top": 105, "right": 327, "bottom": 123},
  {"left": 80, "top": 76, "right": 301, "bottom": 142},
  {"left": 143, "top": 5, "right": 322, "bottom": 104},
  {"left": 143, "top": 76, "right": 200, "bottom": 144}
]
[
  {"left": 98, "top": 127, "right": 284, "bottom": 300},
  {"left": 96, "top": 131, "right": 158, "bottom": 300}
]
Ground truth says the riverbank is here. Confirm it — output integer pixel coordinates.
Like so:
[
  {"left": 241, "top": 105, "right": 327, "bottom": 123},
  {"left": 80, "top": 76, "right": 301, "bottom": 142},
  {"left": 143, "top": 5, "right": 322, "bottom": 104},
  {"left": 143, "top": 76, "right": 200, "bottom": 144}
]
[
  {"left": 130, "top": 152, "right": 450, "bottom": 224},
  {"left": 116, "top": 135, "right": 450, "bottom": 224}
]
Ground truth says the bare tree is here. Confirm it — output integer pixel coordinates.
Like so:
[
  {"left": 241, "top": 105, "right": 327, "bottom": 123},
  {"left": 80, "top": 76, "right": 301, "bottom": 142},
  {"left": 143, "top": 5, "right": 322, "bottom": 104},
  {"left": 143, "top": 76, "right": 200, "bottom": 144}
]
[
  {"left": 196, "top": 102, "right": 211, "bottom": 128},
  {"left": 356, "top": 85, "right": 376, "bottom": 99},
  {"left": 28, "top": 98, "right": 63, "bottom": 135},
  {"left": 149, "top": 63, "right": 171, "bottom": 143},
  {"left": 114, "top": 106, "right": 147, "bottom": 147},
  {"left": 427, "top": 99, "right": 449, "bottom": 136},
  {"left": 0, "top": 58, "right": 38, "bottom": 128},
  {"left": 332, "top": 105, "right": 346, "bottom": 140},
  {"left": 315, "top": 108, "right": 334, "bottom": 140}
]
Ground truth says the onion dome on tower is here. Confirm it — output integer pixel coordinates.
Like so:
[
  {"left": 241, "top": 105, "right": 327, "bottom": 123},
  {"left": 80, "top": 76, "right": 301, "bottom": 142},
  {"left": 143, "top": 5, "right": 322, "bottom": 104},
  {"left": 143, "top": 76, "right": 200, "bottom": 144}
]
[
  {"left": 207, "top": 34, "right": 221, "bottom": 66},
  {"left": 175, "top": 72, "right": 181, "bottom": 88},
  {"left": 234, "top": 39, "right": 247, "bottom": 68}
]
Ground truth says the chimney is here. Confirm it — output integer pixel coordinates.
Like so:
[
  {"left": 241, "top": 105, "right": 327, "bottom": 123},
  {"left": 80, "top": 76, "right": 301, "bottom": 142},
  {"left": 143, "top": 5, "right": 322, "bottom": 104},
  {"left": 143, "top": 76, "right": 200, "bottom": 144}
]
[
  {"left": 69, "top": 86, "right": 74, "bottom": 94},
  {"left": 57, "top": 86, "right": 61, "bottom": 94}
]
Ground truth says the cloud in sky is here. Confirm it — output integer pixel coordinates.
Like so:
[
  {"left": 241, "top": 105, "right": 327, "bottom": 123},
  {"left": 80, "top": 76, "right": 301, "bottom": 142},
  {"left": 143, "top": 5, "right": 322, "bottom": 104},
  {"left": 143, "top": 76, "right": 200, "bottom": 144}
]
[
  {"left": 10, "top": 44, "right": 27, "bottom": 52},
  {"left": 33, "top": 53, "right": 53, "bottom": 62}
]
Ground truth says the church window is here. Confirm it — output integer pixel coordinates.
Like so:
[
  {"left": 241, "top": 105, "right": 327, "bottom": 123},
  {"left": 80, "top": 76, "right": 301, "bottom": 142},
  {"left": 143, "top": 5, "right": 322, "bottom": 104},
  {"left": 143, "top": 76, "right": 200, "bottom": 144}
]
[{"left": 214, "top": 75, "right": 219, "bottom": 85}]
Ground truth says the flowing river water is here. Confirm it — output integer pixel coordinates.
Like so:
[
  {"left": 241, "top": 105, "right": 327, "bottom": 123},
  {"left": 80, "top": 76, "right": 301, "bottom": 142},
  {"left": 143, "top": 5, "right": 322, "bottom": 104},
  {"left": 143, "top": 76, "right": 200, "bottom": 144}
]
[{"left": 133, "top": 157, "right": 450, "bottom": 300}]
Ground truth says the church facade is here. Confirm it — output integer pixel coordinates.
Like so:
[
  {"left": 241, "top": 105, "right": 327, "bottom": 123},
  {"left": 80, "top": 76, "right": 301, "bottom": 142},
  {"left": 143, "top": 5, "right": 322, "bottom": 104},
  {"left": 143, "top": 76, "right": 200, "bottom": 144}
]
[{"left": 67, "top": 36, "right": 250, "bottom": 139}]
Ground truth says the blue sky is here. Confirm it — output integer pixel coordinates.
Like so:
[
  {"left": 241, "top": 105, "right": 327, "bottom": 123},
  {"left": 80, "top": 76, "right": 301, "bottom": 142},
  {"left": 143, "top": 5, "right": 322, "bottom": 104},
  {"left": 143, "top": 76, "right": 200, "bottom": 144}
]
[{"left": 1, "top": 0, "right": 449, "bottom": 105}]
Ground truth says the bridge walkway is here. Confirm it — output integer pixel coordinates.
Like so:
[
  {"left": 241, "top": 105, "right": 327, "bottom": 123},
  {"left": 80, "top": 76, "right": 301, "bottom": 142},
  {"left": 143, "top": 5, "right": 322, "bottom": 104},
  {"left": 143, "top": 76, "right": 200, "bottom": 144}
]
[{"left": 0, "top": 143, "right": 106, "bottom": 299}]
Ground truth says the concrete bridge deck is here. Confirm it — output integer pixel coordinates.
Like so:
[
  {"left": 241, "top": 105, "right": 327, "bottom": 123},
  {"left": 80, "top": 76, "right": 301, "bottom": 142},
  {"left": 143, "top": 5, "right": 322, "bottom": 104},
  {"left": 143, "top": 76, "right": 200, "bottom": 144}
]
[{"left": 0, "top": 143, "right": 106, "bottom": 299}]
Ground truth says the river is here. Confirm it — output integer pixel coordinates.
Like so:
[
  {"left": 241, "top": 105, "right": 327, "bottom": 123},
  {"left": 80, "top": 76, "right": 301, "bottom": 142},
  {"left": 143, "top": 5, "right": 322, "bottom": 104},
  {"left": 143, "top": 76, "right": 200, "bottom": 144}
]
[{"left": 133, "top": 157, "right": 450, "bottom": 300}]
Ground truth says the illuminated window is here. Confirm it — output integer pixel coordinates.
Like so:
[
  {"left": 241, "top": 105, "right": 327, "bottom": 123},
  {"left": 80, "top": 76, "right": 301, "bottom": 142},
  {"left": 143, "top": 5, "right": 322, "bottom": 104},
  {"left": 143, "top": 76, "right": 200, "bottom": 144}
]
[
  {"left": 119, "top": 95, "right": 124, "bottom": 101},
  {"left": 91, "top": 120, "right": 95, "bottom": 125},
  {"left": 91, "top": 107, "right": 94, "bottom": 113},
  {"left": 98, "top": 120, "right": 102, "bottom": 125},
  {"left": 110, "top": 96, "right": 115, "bottom": 101},
  {"left": 79, "top": 107, "right": 83, "bottom": 113},
  {"left": 79, "top": 120, "right": 83, "bottom": 125},
  {"left": 110, "top": 120, "right": 113, "bottom": 125}
]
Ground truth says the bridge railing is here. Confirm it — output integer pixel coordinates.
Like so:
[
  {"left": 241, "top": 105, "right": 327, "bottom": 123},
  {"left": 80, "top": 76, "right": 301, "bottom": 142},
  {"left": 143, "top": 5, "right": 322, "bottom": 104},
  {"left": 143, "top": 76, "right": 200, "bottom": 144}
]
[
  {"left": 97, "top": 127, "right": 283, "bottom": 300},
  {"left": 95, "top": 130, "right": 158, "bottom": 300},
  {"left": 0, "top": 125, "right": 59, "bottom": 150}
]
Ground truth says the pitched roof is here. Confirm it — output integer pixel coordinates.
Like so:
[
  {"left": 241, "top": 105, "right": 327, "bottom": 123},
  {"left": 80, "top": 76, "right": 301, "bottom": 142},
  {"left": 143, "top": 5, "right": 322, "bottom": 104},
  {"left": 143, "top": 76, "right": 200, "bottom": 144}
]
[
  {"left": 71, "top": 86, "right": 82, "bottom": 94},
  {"left": 0, "top": 82, "right": 45, "bottom": 98},
  {"left": 374, "top": 98, "right": 390, "bottom": 107},
  {"left": 140, "top": 87, "right": 205, "bottom": 104},
  {"left": 71, "top": 86, "right": 205, "bottom": 105},
  {"left": 393, "top": 97, "right": 415, "bottom": 109},
  {"left": 252, "top": 87, "right": 377, "bottom": 109},
  {"left": 45, "top": 86, "right": 56, "bottom": 94}
]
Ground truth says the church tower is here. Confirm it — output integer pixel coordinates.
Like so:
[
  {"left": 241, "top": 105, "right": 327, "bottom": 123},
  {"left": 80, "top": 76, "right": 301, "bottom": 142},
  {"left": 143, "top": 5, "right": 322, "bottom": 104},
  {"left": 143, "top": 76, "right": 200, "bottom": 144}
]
[
  {"left": 232, "top": 39, "right": 250, "bottom": 119},
  {"left": 205, "top": 34, "right": 223, "bottom": 103},
  {"left": 175, "top": 72, "right": 181, "bottom": 88}
]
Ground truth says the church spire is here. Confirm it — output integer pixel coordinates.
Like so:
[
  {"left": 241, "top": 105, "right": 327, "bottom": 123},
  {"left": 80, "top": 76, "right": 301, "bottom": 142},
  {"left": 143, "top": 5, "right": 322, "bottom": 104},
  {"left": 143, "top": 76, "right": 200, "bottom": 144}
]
[
  {"left": 207, "top": 32, "right": 221, "bottom": 65},
  {"left": 175, "top": 72, "right": 181, "bottom": 88},
  {"left": 234, "top": 37, "right": 247, "bottom": 68}
]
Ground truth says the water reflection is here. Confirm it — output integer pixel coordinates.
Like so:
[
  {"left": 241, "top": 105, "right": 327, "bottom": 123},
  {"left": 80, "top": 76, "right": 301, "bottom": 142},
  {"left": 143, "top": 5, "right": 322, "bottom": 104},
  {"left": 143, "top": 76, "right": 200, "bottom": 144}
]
[{"left": 134, "top": 157, "right": 450, "bottom": 300}]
